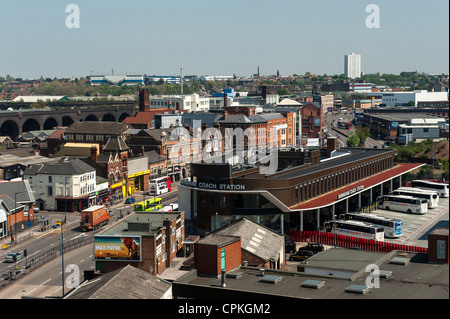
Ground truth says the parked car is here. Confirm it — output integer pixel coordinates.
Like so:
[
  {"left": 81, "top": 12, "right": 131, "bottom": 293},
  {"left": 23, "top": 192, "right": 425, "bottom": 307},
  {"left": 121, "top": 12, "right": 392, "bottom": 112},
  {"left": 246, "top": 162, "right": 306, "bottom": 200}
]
[
  {"left": 298, "top": 243, "right": 324, "bottom": 255},
  {"left": 4, "top": 252, "right": 23, "bottom": 263},
  {"left": 33, "top": 205, "right": 40, "bottom": 213},
  {"left": 285, "top": 238, "right": 296, "bottom": 253},
  {"left": 299, "top": 243, "right": 325, "bottom": 254},
  {"left": 289, "top": 250, "right": 314, "bottom": 261},
  {"left": 124, "top": 197, "right": 135, "bottom": 204}
]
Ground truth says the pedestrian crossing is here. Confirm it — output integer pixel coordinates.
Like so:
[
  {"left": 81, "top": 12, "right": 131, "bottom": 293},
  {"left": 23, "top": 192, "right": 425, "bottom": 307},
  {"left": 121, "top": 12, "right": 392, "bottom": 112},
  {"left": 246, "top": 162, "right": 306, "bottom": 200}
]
[{"left": 370, "top": 197, "right": 449, "bottom": 244}]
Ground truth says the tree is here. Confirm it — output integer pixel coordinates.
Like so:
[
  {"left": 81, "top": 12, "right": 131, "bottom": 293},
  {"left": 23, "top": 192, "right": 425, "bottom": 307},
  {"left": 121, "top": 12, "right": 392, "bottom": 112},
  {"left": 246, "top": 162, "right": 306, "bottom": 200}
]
[
  {"left": 355, "top": 126, "right": 370, "bottom": 145},
  {"left": 346, "top": 133, "right": 360, "bottom": 147}
]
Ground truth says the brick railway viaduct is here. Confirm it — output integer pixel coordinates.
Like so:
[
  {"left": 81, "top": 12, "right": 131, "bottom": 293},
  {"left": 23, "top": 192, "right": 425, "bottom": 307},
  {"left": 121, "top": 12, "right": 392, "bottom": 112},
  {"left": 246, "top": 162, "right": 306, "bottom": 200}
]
[{"left": 0, "top": 103, "right": 139, "bottom": 140}]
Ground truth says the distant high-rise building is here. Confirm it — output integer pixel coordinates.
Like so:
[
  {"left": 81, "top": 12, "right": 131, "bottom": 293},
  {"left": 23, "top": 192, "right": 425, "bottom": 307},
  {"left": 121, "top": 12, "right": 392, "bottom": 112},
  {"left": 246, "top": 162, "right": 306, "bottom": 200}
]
[{"left": 344, "top": 53, "right": 361, "bottom": 79}]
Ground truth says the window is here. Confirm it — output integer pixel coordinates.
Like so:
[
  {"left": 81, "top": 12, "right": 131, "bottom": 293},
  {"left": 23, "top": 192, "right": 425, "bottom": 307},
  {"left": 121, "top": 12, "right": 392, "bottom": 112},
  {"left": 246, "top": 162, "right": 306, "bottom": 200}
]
[
  {"left": 48, "top": 176, "right": 52, "bottom": 183},
  {"left": 220, "top": 194, "right": 226, "bottom": 208},
  {"left": 209, "top": 194, "right": 215, "bottom": 208}
]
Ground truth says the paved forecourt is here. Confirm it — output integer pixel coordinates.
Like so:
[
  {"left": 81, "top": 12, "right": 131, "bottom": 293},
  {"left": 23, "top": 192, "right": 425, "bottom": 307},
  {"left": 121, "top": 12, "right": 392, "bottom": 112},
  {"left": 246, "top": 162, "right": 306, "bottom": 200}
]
[{"left": 369, "top": 196, "right": 449, "bottom": 245}]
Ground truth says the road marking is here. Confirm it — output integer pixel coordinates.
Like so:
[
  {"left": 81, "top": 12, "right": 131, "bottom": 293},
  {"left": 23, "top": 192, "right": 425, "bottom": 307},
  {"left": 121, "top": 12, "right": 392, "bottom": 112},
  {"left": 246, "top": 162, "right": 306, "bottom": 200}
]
[
  {"left": 40, "top": 278, "right": 52, "bottom": 286},
  {"left": 24, "top": 287, "right": 37, "bottom": 296},
  {"left": 71, "top": 233, "right": 87, "bottom": 240}
]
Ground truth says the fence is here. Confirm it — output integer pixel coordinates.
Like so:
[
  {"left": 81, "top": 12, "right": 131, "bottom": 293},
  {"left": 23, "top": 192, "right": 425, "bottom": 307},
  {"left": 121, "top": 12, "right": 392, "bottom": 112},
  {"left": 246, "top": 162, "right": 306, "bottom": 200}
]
[
  {"left": 1, "top": 236, "right": 94, "bottom": 290},
  {"left": 289, "top": 230, "right": 428, "bottom": 253}
]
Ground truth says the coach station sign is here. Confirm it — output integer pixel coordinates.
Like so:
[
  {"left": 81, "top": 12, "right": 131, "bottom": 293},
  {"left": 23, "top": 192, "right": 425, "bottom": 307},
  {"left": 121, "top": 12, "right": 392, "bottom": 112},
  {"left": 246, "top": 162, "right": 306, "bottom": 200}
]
[
  {"left": 337, "top": 185, "right": 364, "bottom": 200},
  {"left": 198, "top": 182, "right": 246, "bottom": 191}
]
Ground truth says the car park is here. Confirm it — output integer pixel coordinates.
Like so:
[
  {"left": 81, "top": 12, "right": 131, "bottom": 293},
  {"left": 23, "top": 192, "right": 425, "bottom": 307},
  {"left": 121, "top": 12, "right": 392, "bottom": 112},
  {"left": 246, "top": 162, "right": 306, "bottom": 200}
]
[
  {"left": 298, "top": 243, "right": 324, "bottom": 254},
  {"left": 289, "top": 250, "right": 314, "bottom": 261},
  {"left": 4, "top": 252, "right": 23, "bottom": 263}
]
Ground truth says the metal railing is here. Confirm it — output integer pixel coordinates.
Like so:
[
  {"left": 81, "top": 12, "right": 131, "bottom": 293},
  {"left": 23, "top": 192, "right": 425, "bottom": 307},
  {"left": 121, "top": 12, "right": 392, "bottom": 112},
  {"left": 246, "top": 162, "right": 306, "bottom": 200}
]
[{"left": 1, "top": 236, "right": 94, "bottom": 291}]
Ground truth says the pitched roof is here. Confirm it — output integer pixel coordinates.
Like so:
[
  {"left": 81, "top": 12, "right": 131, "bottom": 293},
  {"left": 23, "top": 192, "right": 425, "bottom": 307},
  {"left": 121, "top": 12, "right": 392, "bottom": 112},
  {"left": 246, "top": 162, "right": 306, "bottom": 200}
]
[
  {"left": 278, "top": 98, "right": 302, "bottom": 106},
  {"left": 65, "top": 265, "right": 172, "bottom": 299},
  {"left": 102, "top": 137, "right": 129, "bottom": 152},
  {"left": 214, "top": 217, "right": 284, "bottom": 262},
  {"left": 65, "top": 121, "right": 130, "bottom": 135},
  {"left": 0, "top": 180, "right": 35, "bottom": 204},
  {"left": 122, "top": 111, "right": 154, "bottom": 124},
  {"left": 24, "top": 157, "right": 95, "bottom": 176}
]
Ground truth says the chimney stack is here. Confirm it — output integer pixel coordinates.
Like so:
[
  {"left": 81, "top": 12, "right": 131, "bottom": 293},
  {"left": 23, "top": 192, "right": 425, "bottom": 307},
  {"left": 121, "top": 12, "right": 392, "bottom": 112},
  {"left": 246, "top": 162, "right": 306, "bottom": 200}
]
[
  {"left": 327, "top": 137, "right": 339, "bottom": 158},
  {"left": 139, "top": 88, "right": 150, "bottom": 112},
  {"left": 90, "top": 146, "right": 98, "bottom": 163},
  {"left": 223, "top": 93, "right": 228, "bottom": 109}
]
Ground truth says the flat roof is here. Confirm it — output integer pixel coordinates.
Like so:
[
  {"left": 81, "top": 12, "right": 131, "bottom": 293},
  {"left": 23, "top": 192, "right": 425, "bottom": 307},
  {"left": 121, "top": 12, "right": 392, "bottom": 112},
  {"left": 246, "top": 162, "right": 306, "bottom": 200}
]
[
  {"left": 290, "top": 163, "right": 424, "bottom": 210},
  {"left": 364, "top": 113, "right": 443, "bottom": 122},
  {"left": 100, "top": 211, "right": 183, "bottom": 237},
  {"left": 173, "top": 249, "right": 449, "bottom": 299},
  {"left": 273, "top": 148, "right": 394, "bottom": 180}
]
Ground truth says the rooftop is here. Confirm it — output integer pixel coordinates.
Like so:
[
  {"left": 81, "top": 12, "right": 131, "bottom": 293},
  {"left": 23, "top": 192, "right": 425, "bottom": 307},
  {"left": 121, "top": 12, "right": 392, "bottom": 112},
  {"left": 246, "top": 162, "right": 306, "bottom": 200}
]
[
  {"left": 24, "top": 157, "right": 96, "bottom": 176},
  {"left": 173, "top": 249, "right": 449, "bottom": 299},
  {"left": 100, "top": 211, "right": 183, "bottom": 237},
  {"left": 64, "top": 121, "right": 130, "bottom": 135},
  {"left": 273, "top": 148, "right": 395, "bottom": 180},
  {"left": 213, "top": 217, "right": 284, "bottom": 262},
  {"left": 290, "top": 162, "right": 423, "bottom": 210},
  {"left": 65, "top": 265, "right": 171, "bottom": 299}
]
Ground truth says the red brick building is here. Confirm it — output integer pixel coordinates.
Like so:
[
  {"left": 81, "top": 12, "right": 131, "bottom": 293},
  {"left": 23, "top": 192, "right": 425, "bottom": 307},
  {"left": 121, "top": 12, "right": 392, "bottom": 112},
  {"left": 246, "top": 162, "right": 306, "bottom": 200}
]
[
  {"left": 300, "top": 102, "right": 322, "bottom": 139},
  {"left": 95, "top": 211, "right": 185, "bottom": 276},
  {"left": 194, "top": 234, "right": 242, "bottom": 277}
]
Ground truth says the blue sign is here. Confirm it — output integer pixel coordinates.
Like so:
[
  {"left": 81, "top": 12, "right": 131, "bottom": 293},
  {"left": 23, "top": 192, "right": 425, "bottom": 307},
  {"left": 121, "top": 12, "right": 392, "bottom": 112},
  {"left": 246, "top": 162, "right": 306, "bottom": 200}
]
[{"left": 314, "top": 118, "right": 321, "bottom": 127}]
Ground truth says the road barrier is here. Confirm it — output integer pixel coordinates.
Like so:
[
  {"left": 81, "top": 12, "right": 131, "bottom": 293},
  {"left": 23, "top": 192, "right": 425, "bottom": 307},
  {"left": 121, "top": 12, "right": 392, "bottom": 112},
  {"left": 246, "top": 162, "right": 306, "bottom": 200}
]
[
  {"left": 0, "top": 236, "right": 94, "bottom": 291},
  {"left": 289, "top": 230, "right": 428, "bottom": 253}
]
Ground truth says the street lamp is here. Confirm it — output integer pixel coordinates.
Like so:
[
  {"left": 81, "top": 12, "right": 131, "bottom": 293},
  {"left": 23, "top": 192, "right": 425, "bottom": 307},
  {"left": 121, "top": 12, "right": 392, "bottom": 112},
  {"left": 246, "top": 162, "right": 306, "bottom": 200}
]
[{"left": 61, "top": 176, "right": 70, "bottom": 298}]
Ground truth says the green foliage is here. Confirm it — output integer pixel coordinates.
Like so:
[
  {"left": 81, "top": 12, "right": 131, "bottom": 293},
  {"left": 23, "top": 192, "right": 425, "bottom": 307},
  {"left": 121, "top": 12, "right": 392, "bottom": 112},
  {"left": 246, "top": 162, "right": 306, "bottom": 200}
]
[
  {"left": 390, "top": 139, "right": 437, "bottom": 162},
  {"left": 346, "top": 133, "right": 360, "bottom": 147},
  {"left": 355, "top": 125, "right": 370, "bottom": 145}
]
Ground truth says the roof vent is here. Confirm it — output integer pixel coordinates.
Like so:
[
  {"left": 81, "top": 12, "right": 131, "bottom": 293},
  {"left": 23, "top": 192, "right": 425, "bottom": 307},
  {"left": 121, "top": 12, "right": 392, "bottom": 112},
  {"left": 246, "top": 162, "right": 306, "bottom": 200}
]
[
  {"left": 345, "top": 285, "right": 369, "bottom": 295},
  {"left": 389, "top": 257, "right": 410, "bottom": 265},
  {"left": 259, "top": 275, "right": 282, "bottom": 284},
  {"left": 301, "top": 279, "right": 325, "bottom": 289},
  {"left": 379, "top": 270, "right": 393, "bottom": 278},
  {"left": 226, "top": 272, "right": 242, "bottom": 279}
]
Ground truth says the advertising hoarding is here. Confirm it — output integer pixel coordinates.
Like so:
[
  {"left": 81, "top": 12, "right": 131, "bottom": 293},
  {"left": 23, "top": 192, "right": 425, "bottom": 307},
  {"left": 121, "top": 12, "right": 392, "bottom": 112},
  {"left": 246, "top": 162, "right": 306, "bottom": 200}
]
[{"left": 94, "top": 235, "right": 142, "bottom": 261}]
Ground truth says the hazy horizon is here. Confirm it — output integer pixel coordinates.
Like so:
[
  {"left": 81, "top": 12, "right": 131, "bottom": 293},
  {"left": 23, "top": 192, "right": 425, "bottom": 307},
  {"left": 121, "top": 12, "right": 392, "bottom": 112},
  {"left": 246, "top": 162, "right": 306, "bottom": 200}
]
[{"left": 1, "top": 0, "right": 448, "bottom": 79}]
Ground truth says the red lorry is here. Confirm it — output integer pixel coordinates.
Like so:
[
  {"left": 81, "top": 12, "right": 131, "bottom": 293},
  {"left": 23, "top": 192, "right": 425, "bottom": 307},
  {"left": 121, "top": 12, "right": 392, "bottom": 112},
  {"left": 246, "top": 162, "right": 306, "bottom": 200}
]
[{"left": 80, "top": 205, "right": 109, "bottom": 231}]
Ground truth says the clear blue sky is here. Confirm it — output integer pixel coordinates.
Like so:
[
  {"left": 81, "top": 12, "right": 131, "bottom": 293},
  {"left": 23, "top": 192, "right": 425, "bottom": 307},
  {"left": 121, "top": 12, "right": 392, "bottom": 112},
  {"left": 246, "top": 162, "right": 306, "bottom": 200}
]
[{"left": 0, "top": 0, "right": 448, "bottom": 79}]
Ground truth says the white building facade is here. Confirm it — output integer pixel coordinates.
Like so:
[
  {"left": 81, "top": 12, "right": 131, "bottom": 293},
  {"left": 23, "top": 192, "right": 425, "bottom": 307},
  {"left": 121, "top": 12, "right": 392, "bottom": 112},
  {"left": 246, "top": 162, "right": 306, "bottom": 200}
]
[
  {"left": 367, "top": 90, "right": 449, "bottom": 107},
  {"left": 344, "top": 53, "right": 361, "bottom": 79},
  {"left": 24, "top": 158, "right": 97, "bottom": 212}
]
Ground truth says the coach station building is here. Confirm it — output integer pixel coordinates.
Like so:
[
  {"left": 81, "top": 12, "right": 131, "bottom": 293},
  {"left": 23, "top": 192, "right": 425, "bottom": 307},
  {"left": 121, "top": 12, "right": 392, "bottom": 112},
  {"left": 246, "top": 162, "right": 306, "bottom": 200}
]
[{"left": 178, "top": 138, "right": 424, "bottom": 235}]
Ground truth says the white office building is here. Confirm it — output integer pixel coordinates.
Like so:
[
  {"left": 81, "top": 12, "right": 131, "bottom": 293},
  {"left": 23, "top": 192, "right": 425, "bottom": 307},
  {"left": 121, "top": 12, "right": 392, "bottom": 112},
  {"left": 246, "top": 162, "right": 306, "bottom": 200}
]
[
  {"left": 344, "top": 53, "right": 361, "bottom": 79},
  {"left": 367, "top": 90, "right": 449, "bottom": 107},
  {"left": 149, "top": 93, "right": 210, "bottom": 112}
]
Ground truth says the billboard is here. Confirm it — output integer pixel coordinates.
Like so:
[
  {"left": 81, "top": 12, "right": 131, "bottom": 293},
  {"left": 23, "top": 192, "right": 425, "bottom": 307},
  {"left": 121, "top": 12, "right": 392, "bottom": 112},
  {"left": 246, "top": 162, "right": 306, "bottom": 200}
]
[{"left": 94, "top": 235, "right": 142, "bottom": 261}]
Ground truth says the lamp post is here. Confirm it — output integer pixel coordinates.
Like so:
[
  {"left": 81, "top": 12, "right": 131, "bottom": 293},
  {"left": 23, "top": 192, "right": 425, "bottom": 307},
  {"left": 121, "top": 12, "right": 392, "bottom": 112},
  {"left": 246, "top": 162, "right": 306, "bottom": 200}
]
[{"left": 61, "top": 176, "right": 70, "bottom": 298}]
